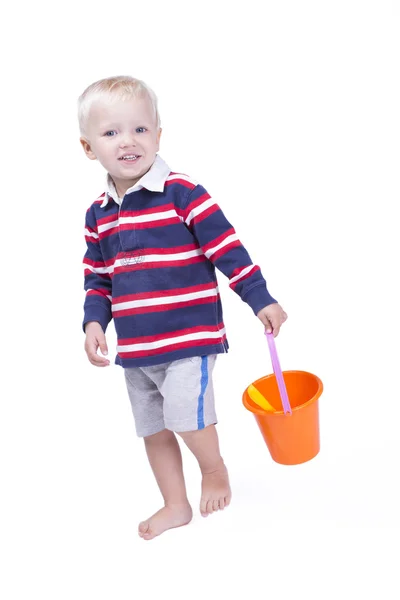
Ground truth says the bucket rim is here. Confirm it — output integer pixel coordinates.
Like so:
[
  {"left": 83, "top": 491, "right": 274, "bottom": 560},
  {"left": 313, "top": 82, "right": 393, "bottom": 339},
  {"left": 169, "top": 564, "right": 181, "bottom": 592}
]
[{"left": 242, "top": 370, "right": 324, "bottom": 416}]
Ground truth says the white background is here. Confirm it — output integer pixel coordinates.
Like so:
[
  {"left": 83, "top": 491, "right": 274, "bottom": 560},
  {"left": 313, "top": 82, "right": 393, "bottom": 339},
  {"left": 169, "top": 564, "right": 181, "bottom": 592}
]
[{"left": 1, "top": 1, "right": 399, "bottom": 598}]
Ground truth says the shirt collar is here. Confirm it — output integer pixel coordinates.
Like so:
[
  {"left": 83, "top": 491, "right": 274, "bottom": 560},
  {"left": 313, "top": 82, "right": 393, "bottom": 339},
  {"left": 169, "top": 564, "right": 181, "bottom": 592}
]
[{"left": 101, "top": 154, "right": 171, "bottom": 208}]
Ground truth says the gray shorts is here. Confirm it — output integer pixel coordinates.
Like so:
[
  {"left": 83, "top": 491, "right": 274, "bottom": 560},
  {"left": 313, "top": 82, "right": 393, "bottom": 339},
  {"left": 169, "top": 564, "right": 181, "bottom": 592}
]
[{"left": 124, "top": 355, "right": 218, "bottom": 437}]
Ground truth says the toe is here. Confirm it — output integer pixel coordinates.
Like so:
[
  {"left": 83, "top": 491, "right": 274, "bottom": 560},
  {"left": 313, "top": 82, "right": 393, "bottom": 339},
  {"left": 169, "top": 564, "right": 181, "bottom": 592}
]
[
  {"left": 212, "top": 499, "right": 219, "bottom": 512},
  {"left": 200, "top": 497, "right": 209, "bottom": 517},
  {"left": 218, "top": 497, "right": 225, "bottom": 510},
  {"left": 206, "top": 500, "right": 214, "bottom": 515},
  {"left": 140, "top": 522, "right": 156, "bottom": 541},
  {"left": 138, "top": 521, "right": 150, "bottom": 537}
]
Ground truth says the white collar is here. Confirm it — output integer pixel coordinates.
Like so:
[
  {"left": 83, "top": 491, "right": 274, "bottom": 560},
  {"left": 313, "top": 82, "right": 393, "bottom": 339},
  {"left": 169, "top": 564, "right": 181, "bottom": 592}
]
[{"left": 101, "top": 154, "right": 171, "bottom": 208}]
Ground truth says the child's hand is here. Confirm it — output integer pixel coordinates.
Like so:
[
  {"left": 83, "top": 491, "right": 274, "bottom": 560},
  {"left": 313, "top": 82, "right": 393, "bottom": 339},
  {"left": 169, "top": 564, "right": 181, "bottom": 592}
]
[
  {"left": 84, "top": 321, "right": 110, "bottom": 367},
  {"left": 257, "top": 303, "right": 288, "bottom": 337}
]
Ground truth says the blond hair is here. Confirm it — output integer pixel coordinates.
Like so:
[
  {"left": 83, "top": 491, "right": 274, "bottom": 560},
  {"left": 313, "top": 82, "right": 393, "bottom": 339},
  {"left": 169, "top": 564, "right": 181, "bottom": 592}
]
[{"left": 77, "top": 75, "right": 160, "bottom": 137}]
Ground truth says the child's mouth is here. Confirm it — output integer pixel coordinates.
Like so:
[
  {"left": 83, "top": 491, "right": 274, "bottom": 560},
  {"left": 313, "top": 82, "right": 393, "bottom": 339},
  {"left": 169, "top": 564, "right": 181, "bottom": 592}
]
[{"left": 118, "top": 154, "right": 141, "bottom": 163}]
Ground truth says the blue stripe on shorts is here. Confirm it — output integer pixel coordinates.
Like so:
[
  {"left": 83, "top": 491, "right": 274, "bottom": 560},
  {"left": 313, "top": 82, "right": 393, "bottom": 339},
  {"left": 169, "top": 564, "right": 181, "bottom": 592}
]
[{"left": 197, "top": 356, "right": 208, "bottom": 429}]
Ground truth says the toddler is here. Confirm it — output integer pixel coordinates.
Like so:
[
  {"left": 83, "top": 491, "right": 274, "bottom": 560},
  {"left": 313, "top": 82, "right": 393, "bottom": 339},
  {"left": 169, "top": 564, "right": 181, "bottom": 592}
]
[{"left": 79, "top": 76, "right": 287, "bottom": 540}]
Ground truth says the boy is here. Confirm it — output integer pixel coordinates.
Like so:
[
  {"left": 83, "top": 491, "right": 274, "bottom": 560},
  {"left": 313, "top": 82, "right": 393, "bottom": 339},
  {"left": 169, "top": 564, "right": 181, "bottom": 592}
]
[{"left": 79, "top": 76, "right": 287, "bottom": 541}]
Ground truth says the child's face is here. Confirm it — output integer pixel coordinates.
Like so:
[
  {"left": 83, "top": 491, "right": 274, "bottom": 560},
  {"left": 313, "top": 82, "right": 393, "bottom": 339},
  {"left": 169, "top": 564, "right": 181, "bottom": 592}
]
[{"left": 80, "top": 95, "right": 162, "bottom": 196}]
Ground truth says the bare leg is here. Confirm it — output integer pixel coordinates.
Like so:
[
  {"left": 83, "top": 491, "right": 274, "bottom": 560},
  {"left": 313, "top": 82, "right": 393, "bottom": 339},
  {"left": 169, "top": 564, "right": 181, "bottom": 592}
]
[
  {"left": 178, "top": 425, "right": 231, "bottom": 517},
  {"left": 139, "top": 429, "right": 193, "bottom": 540}
]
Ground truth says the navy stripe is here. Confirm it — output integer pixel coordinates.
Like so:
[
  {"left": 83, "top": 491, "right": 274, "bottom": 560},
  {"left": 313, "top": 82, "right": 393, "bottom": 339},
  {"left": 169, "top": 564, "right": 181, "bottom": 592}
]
[{"left": 197, "top": 356, "right": 208, "bottom": 429}]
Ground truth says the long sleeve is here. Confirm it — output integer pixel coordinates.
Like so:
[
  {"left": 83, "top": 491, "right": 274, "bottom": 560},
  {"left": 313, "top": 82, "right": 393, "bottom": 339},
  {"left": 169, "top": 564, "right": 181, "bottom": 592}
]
[
  {"left": 181, "top": 185, "right": 277, "bottom": 315},
  {"left": 82, "top": 207, "right": 113, "bottom": 333}
]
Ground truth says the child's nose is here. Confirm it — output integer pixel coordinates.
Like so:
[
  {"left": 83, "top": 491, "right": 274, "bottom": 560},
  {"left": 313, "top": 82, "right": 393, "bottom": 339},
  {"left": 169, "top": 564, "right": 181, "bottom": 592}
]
[{"left": 120, "top": 133, "right": 137, "bottom": 147}]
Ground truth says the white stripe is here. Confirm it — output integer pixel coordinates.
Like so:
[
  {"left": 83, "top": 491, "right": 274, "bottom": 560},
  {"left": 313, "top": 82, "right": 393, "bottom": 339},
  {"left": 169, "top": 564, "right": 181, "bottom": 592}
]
[
  {"left": 118, "top": 328, "right": 226, "bottom": 353},
  {"left": 84, "top": 264, "right": 110, "bottom": 275},
  {"left": 112, "top": 287, "right": 217, "bottom": 312},
  {"left": 114, "top": 248, "right": 202, "bottom": 269},
  {"left": 167, "top": 173, "right": 198, "bottom": 186},
  {"left": 204, "top": 234, "right": 239, "bottom": 259},
  {"left": 186, "top": 197, "right": 217, "bottom": 226},
  {"left": 86, "top": 249, "right": 204, "bottom": 277},
  {"left": 229, "top": 264, "right": 254, "bottom": 285},
  {"left": 98, "top": 219, "right": 119, "bottom": 234},
  {"left": 85, "top": 228, "right": 99, "bottom": 239},
  {"left": 119, "top": 209, "right": 177, "bottom": 226}
]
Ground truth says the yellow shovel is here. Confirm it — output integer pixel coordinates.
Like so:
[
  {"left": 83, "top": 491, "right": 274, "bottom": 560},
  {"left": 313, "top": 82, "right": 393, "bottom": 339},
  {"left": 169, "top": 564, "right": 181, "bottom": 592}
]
[{"left": 247, "top": 384, "right": 275, "bottom": 412}]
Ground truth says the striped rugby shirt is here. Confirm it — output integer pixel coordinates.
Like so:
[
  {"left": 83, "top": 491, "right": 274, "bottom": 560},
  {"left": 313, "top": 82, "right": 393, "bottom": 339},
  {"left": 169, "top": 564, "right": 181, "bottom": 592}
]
[{"left": 83, "top": 155, "right": 277, "bottom": 367}]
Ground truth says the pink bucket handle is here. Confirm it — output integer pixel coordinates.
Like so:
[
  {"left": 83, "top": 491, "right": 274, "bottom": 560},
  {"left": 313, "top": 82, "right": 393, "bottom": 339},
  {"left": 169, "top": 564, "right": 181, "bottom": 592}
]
[{"left": 265, "top": 332, "right": 292, "bottom": 415}]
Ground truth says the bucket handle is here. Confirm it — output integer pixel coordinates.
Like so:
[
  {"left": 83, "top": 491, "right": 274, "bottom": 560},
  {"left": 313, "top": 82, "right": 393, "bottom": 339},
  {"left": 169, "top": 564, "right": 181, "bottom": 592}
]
[{"left": 265, "top": 332, "right": 292, "bottom": 415}]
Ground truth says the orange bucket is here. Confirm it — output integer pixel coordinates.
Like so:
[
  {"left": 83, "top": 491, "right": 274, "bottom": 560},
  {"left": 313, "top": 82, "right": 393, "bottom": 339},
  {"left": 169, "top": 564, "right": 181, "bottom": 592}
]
[{"left": 243, "top": 370, "right": 323, "bottom": 465}]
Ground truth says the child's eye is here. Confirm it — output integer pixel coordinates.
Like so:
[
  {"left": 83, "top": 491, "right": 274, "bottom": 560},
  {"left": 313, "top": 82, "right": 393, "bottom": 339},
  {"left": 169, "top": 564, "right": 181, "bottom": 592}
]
[
  {"left": 104, "top": 130, "right": 117, "bottom": 137},
  {"left": 136, "top": 127, "right": 147, "bottom": 133}
]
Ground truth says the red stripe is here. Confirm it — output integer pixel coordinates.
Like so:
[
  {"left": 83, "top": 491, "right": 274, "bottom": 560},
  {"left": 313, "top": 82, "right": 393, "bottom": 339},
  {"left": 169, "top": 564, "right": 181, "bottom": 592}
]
[
  {"left": 85, "top": 235, "right": 100, "bottom": 244},
  {"left": 97, "top": 212, "right": 119, "bottom": 227},
  {"left": 87, "top": 288, "right": 110, "bottom": 298},
  {"left": 175, "top": 205, "right": 186, "bottom": 221},
  {"left": 98, "top": 226, "right": 119, "bottom": 241},
  {"left": 113, "top": 295, "right": 218, "bottom": 318},
  {"left": 87, "top": 196, "right": 105, "bottom": 212},
  {"left": 84, "top": 270, "right": 111, "bottom": 280},
  {"left": 189, "top": 203, "right": 219, "bottom": 227},
  {"left": 201, "top": 228, "right": 235, "bottom": 254},
  {"left": 184, "top": 192, "right": 211, "bottom": 220},
  {"left": 83, "top": 258, "right": 106, "bottom": 268},
  {"left": 230, "top": 265, "right": 245, "bottom": 279},
  {"left": 211, "top": 240, "right": 242, "bottom": 262},
  {"left": 165, "top": 177, "right": 196, "bottom": 190},
  {"left": 230, "top": 265, "right": 260, "bottom": 289},
  {"left": 118, "top": 335, "right": 226, "bottom": 359},
  {"left": 119, "top": 323, "right": 225, "bottom": 346},
  {"left": 186, "top": 192, "right": 211, "bottom": 209},
  {"left": 113, "top": 282, "right": 216, "bottom": 303}
]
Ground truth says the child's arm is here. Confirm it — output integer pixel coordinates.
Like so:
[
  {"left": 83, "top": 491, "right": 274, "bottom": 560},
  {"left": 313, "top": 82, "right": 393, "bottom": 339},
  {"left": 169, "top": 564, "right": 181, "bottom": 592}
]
[
  {"left": 82, "top": 206, "right": 113, "bottom": 364},
  {"left": 179, "top": 185, "right": 287, "bottom": 334}
]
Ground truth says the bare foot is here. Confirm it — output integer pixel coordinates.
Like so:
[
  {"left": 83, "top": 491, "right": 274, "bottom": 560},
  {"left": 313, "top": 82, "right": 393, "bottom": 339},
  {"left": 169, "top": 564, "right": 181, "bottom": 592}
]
[
  {"left": 138, "top": 503, "right": 193, "bottom": 541},
  {"left": 200, "top": 463, "right": 231, "bottom": 517}
]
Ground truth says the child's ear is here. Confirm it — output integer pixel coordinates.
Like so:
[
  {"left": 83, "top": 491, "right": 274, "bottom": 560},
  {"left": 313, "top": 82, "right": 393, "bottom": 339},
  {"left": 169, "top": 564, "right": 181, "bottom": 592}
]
[
  {"left": 156, "top": 128, "right": 162, "bottom": 150},
  {"left": 80, "top": 137, "right": 97, "bottom": 160}
]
